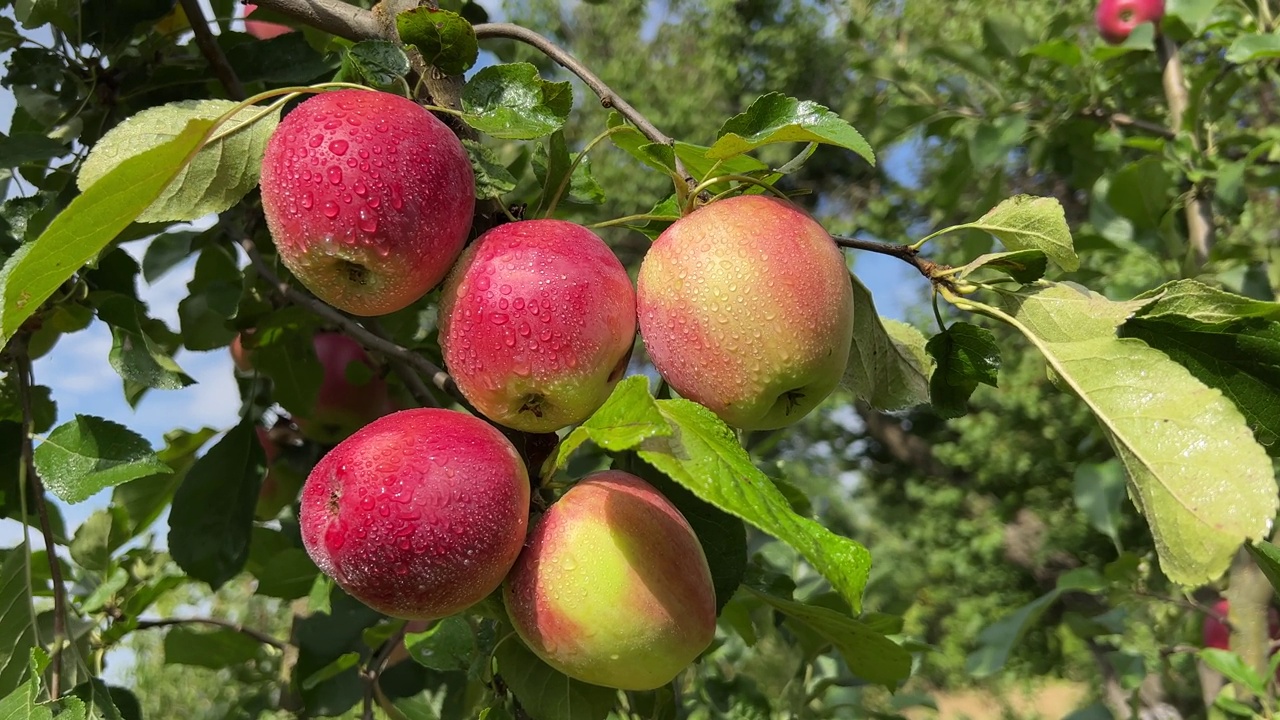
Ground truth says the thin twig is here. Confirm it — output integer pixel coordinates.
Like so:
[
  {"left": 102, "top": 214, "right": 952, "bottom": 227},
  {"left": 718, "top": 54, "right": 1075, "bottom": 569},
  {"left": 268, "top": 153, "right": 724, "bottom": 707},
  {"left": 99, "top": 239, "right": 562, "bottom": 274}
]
[
  {"left": 238, "top": 238, "right": 465, "bottom": 404},
  {"left": 833, "top": 235, "right": 949, "bottom": 283},
  {"left": 1077, "top": 107, "right": 1175, "bottom": 139},
  {"left": 178, "top": 0, "right": 247, "bottom": 101},
  {"left": 363, "top": 319, "right": 440, "bottom": 408},
  {"left": 15, "top": 347, "right": 66, "bottom": 699},
  {"left": 364, "top": 624, "right": 408, "bottom": 720},
  {"left": 1157, "top": 32, "right": 1214, "bottom": 268},
  {"left": 135, "top": 617, "right": 289, "bottom": 651}
]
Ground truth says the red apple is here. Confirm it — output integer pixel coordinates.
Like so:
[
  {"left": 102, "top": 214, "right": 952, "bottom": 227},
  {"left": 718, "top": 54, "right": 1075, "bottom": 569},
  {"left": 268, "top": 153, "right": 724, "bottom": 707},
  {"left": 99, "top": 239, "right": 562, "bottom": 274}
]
[
  {"left": 300, "top": 408, "right": 530, "bottom": 619},
  {"left": 504, "top": 470, "right": 716, "bottom": 690},
  {"left": 1203, "top": 599, "right": 1280, "bottom": 650},
  {"left": 292, "top": 332, "right": 395, "bottom": 444},
  {"left": 1095, "top": 0, "right": 1165, "bottom": 44},
  {"left": 260, "top": 89, "right": 475, "bottom": 316},
  {"left": 242, "top": 2, "right": 293, "bottom": 40},
  {"left": 437, "top": 220, "right": 636, "bottom": 433},
  {"left": 637, "top": 195, "right": 854, "bottom": 431}
]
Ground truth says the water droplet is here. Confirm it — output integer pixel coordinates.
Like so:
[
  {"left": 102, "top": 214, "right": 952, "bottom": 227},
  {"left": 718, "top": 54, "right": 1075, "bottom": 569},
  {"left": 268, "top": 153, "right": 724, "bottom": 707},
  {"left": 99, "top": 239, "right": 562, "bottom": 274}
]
[
  {"left": 329, "top": 139, "right": 349, "bottom": 155},
  {"left": 322, "top": 201, "right": 339, "bottom": 218},
  {"left": 323, "top": 120, "right": 341, "bottom": 130},
  {"left": 353, "top": 182, "right": 368, "bottom": 196},
  {"left": 519, "top": 322, "right": 531, "bottom": 337},
  {"left": 490, "top": 313, "right": 509, "bottom": 325},
  {"left": 326, "top": 166, "right": 343, "bottom": 185},
  {"left": 500, "top": 284, "right": 512, "bottom": 295},
  {"left": 504, "top": 334, "right": 516, "bottom": 347},
  {"left": 367, "top": 196, "right": 380, "bottom": 209},
  {"left": 477, "top": 276, "right": 490, "bottom": 291},
  {"left": 300, "top": 192, "right": 313, "bottom": 209},
  {"left": 308, "top": 134, "right": 323, "bottom": 148},
  {"left": 358, "top": 209, "right": 378, "bottom": 233}
]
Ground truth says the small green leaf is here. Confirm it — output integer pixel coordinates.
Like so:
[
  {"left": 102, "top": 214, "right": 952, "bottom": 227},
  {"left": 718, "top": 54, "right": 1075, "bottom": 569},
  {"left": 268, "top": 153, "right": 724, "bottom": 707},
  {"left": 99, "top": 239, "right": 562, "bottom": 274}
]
[
  {"left": 1200, "top": 649, "right": 1267, "bottom": 696},
  {"left": 140, "top": 231, "right": 197, "bottom": 284},
  {"left": 0, "top": 648, "right": 51, "bottom": 720},
  {"left": 404, "top": 617, "right": 474, "bottom": 672},
  {"left": 461, "top": 63, "right": 572, "bottom": 140},
  {"left": 33, "top": 415, "right": 170, "bottom": 504},
  {"left": 79, "top": 101, "right": 277, "bottom": 223},
  {"left": 395, "top": 7, "right": 477, "bottom": 75},
  {"left": 168, "top": 419, "right": 265, "bottom": 589},
  {"left": 841, "top": 274, "right": 932, "bottom": 411},
  {"left": 308, "top": 574, "right": 334, "bottom": 615},
  {"left": 177, "top": 243, "right": 240, "bottom": 351},
  {"left": 553, "top": 375, "right": 669, "bottom": 472},
  {"left": 708, "top": 92, "right": 874, "bottom": 165},
  {"left": 956, "top": 195, "right": 1078, "bottom": 272},
  {"left": 1107, "top": 158, "right": 1173, "bottom": 230},
  {"left": 1133, "top": 279, "right": 1280, "bottom": 327},
  {"left": 1246, "top": 541, "right": 1280, "bottom": 601},
  {"left": 1226, "top": 33, "right": 1280, "bottom": 63},
  {"left": 252, "top": 549, "right": 319, "bottom": 600},
  {"left": 0, "top": 132, "right": 67, "bottom": 168},
  {"left": 925, "top": 322, "right": 1000, "bottom": 419},
  {"left": 250, "top": 308, "right": 324, "bottom": 420},
  {"left": 956, "top": 250, "right": 1048, "bottom": 284},
  {"left": 301, "top": 652, "right": 360, "bottom": 690},
  {"left": 69, "top": 507, "right": 130, "bottom": 573},
  {"left": 746, "top": 587, "right": 910, "bottom": 689},
  {"left": 163, "top": 627, "right": 263, "bottom": 669},
  {"left": 96, "top": 294, "right": 195, "bottom": 392},
  {"left": 336, "top": 40, "right": 411, "bottom": 89},
  {"left": 607, "top": 113, "right": 768, "bottom": 180},
  {"left": 0, "top": 119, "right": 211, "bottom": 346},
  {"left": 1073, "top": 459, "right": 1126, "bottom": 548},
  {"left": 1023, "top": 38, "right": 1083, "bottom": 66},
  {"left": 112, "top": 427, "right": 217, "bottom": 535},
  {"left": 493, "top": 639, "right": 616, "bottom": 720},
  {"left": 462, "top": 140, "right": 518, "bottom": 199},
  {"left": 0, "top": 552, "right": 39, "bottom": 699},
  {"left": 1167, "top": 0, "right": 1221, "bottom": 33}
]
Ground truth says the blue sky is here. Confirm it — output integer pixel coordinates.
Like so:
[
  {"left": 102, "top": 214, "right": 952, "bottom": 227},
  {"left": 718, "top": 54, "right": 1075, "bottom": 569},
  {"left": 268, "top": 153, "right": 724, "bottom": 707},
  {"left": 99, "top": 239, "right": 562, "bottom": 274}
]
[{"left": 0, "top": 0, "right": 928, "bottom": 549}]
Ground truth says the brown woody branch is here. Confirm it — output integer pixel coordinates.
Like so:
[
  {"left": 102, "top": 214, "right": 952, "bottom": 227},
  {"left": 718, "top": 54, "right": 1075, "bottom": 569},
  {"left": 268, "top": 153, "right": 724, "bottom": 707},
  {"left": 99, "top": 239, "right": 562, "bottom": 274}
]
[
  {"left": 363, "top": 624, "right": 407, "bottom": 720},
  {"left": 237, "top": 237, "right": 466, "bottom": 405},
  {"left": 832, "top": 235, "right": 950, "bottom": 284},
  {"left": 14, "top": 343, "right": 67, "bottom": 699},
  {"left": 179, "top": 0, "right": 247, "bottom": 101},
  {"left": 135, "top": 616, "right": 289, "bottom": 651}
]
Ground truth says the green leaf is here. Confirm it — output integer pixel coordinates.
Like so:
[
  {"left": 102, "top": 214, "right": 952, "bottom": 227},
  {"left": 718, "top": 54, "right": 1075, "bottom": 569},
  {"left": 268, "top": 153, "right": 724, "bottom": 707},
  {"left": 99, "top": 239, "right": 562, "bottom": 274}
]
[
  {"left": 96, "top": 294, "right": 195, "bottom": 392},
  {"left": 0, "top": 133, "right": 67, "bottom": 168},
  {"left": 0, "top": 119, "right": 211, "bottom": 346},
  {"left": 252, "top": 549, "right": 319, "bottom": 600},
  {"left": 1023, "top": 38, "right": 1083, "bottom": 66},
  {"left": 1200, "top": 649, "right": 1267, "bottom": 696},
  {"left": 176, "top": 243, "right": 240, "bottom": 351},
  {"left": 140, "top": 231, "right": 197, "bottom": 284},
  {"left": 708, "top": 92, "right": 875, "bottom": 165},
  {"left": 79, "top": 100, "right": 277, "bottom": 223},
  {"left": 925, "top": 322, "right": 1000, "bottom": 419},
  {"left": 163, "top": 627, "right": 263, "bottom": 669},
  {"left": 607, "top": 113, "right": 768, "bottom": 180},
  {"left": 840, "top": 274, "right": 931, "bottom": 411},
  {"left": 956, "top": 250, "right": 1048, "bottom": 284},
  {"left": 0, "top": 379, "right": 55, "bottom": 433},
  {"left": 168, "top": 419, "right": 266, "bottom": 589},
  {"left": 966, "top": 568, "right": 1105, "bottom": 677},
  {"left": 461, "top": 63, "right": 572, "bottom": 140},
  {"left": 1246, "top": 541, "right": 1280, "bottom": 602},
  {"left": 33, "top": 416, "right": 170, "bottom": 504},
  {"left": 0, "top": 552, "right": 38, "bottom": 699},
  {"left": 0, "top": 649, "right": 51, "bottom": 720},
  {"left": 1107, "top": 158, "right": 1173, "bottom": 232},
  {"left": 532, "top": 130, "right": 571, "bottom": 215},
  {"left": 336, "top": 40, "right": 411, "bottom": 89},
  {"left": 559, "top": 378, "right": 871, "bottom": 610},
  {"left": 1133, "top": 279, "right": 1280, "bottom": 327},
  {"left": 66, "top": 680, "right": 135, "bottom": 720},
  {"left": 745, "top": 588, "right": 910, "bottom": 689},
  {"left": 1167, "top": 0, "right": 1221, "bottom": 33},
  {"left": 300, "top": 652, "right": 360, "bottom": 691},
  {"left": 395, "top": 7, "right": 477, "bottom": 75},
  {"left": 640, "top": 399, "right": 871, "bottom": 611},
  {"left": 250, "top": 308, "right": 324, "bottom": 419},
  {"left": 946, "top": 195, "right": 1078, "bottom": 272},
  {"left": 404, "top": 617, "right": 474, "bottom": 672},
  {"left": 462, "top": 140, "right": 517, "bottom": 199},
  {"left": 1226, "top": 33, "right": 1280, "bottom": 63},
  {"left": 493, "top": 639, "right": 616, "bottom": 720},
  {"left": 68, "top": 508, "right": 130, "bottom": 574},
  {"left": 1073, "top": 459, "right": 1126, "bottom": 548},
  {"left": 969, "top": 115, "right": 1027, "bottom": 170},
  {"left": 112, "top": 427, "right": 217, "bottom": 535},
  {"left": 982, "top": 282, "right": 1278, "bottom": 584}
]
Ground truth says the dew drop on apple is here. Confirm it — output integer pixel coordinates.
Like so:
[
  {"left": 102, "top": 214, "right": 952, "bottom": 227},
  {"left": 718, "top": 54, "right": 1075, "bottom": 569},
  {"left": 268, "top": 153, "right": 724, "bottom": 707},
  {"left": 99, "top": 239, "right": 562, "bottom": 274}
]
[
  {"left": 329, "top": 139, "right": 349, "bottom": 156},
  {"left": 326, "top": 166, "right": 343, "bottom": 185},
  {"left": 490, "top": 312, "right": 509, "bottom": 325},
  {"left": 322, "top": 201, "right": 340, "bottom": 219},
  {"left": 353, "top": 182, "right": 367, "bottom": 197},
  {"left": 358, "top": 209, "right": 378, "bottom": 234}
]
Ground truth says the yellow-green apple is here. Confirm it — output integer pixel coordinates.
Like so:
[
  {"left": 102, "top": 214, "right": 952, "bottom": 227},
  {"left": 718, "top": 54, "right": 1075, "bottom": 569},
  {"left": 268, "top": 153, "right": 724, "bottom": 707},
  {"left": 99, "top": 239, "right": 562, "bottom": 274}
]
[
  {"left": 242, "top": 2, "right": 292, "bottom": 39},
  {"left": 636, "top": 195, "right": 853, "bottom": 430},
  {"left": 1095, "top": 0, "right": 1165, "bottom": 44},
  {"left": 260, "top": 89, "right": 475, "bottom": 316},
  {"left": 503, "top": 470, "right": 716, "bottom": 690},
  {"left": 437, "top": 220, "right": 636, "bottom": 433},
  {"left": 300, "top": 408, "right": 530, "bottom": 619},
  {"left": 292, "top": 332, "right": 395, "bottom": 444}
]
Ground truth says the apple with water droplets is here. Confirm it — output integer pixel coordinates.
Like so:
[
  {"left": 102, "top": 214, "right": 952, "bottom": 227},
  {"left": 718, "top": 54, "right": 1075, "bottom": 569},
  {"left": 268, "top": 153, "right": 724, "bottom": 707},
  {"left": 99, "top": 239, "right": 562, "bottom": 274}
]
[
  {"left": 260, "top": 89, "right": 475, "bottom": 316},
  {"left": 1095, "top": 0, "right": 1165, "bottom": 44},
  {"left": 300, "top": 408, "right": 530, "bottom": 619},
  {"left": 637, "top": 195, "right": 854, "bottom": 430},
  {"left": 504, "top": 470, "right": 716, "bottom": 690},
  {"left": 438, "top": 219, "right": 636, "bottom": 433}
]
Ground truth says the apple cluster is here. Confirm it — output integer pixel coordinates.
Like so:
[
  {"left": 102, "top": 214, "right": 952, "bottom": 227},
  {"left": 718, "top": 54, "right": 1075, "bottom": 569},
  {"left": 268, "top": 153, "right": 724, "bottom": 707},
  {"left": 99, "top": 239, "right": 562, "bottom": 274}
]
[{"left": 246, "top": 89, "right": 855, "bottom": 688}]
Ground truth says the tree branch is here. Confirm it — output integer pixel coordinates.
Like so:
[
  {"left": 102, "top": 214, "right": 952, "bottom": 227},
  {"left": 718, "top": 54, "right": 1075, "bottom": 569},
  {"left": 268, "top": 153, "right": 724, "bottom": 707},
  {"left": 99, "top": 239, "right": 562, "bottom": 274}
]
[
  {"left": 363, "top": 319, "right": 440, "bottom": 408},
  {"left": 15, "top": 345, "right": 66, "bottom": 699},
  {"left": 833, "top": 235, "right": 949, "bottom": 283},
  {"left": 135, "top": 617, "right": 289, "bottom": 651},
  {"left": 237, "top": 238, "right": 465, "bottom": 405},
  {"left": 248, "top": 0, "right": 381, "bottom": 40},
  {"left": 1157, "top": 33, "right": 1214, "bottom": 267},
  {"left": 1077, "top": 107, "right": 1175, "bottom": 139},
  {"left": 364, "top": 624, "right": 407, "bottom": 720},
  {"left": 179, "top": 0, "right": 246, "bottom": 101}
]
